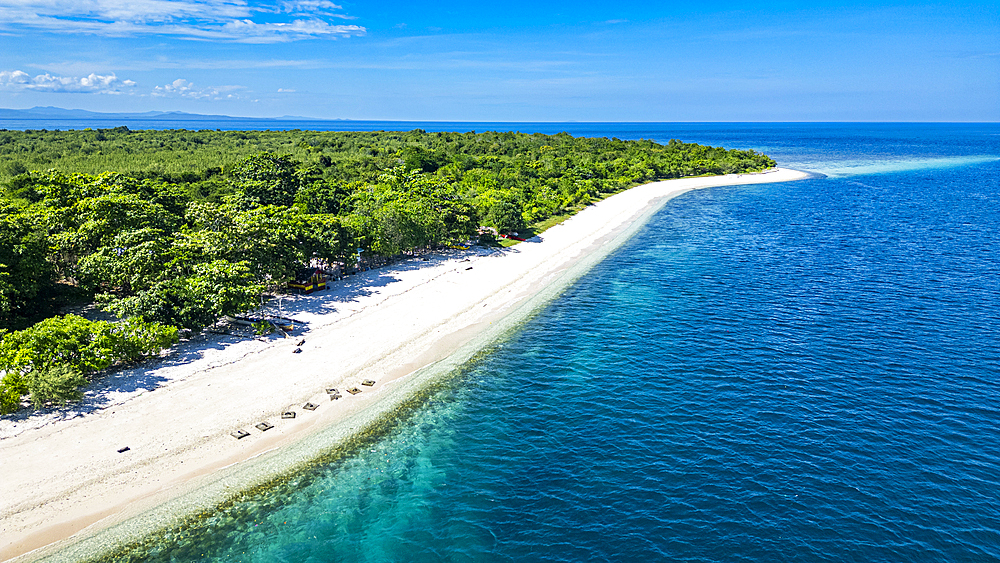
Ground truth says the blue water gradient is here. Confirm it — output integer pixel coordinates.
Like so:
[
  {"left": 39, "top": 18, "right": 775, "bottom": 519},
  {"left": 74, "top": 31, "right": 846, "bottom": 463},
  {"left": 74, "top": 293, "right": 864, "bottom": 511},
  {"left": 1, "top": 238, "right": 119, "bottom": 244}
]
[{"left": 89, "top": 124, "right": 1000, "bottom": 563}]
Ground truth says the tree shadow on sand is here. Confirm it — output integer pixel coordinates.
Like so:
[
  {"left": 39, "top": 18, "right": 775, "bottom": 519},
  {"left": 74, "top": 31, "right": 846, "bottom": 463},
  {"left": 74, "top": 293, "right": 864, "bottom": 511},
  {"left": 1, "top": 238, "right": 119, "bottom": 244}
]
[
  {"left": 261, "top": 249, "right": 510, "bottom": 318},
  {"left": 0, "top": 329, "right": 286, "bottom": 436},
  {"left": 0, "top": 248, "right": 514, "bottom": 433}
]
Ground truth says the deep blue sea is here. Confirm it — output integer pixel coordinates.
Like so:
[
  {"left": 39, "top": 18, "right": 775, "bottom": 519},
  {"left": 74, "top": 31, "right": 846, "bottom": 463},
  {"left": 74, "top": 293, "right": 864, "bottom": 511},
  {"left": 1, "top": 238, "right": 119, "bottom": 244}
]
[{"left": 80, "top": 123, "right": 999, "bottom": 562}]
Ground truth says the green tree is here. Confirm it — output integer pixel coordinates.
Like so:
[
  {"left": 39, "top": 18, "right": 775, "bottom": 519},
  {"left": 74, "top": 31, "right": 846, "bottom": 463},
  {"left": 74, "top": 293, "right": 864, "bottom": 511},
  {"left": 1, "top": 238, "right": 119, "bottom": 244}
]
[
  {"left": 302, "top": 214, "right": 357, "bottom": 266},
  {"left": 346, "top": 168, "right": 448, "bottom": 255},
  {"left": 77, "top": 228, "right": 173, "bottom": 296},
  {"left": 72, "top": 193, "right": 180, "bottom": 254},
  {"left": 102, "top": 260, "right": 264, "bottom": 330},
  {"left": 402, "top": 146, "right": 447, "bottom": 173},
  {"left": 0, "top": 314, "right": 115, "bottom": 376},
  {"left": 230, "top": 153, "right": 300, "bottom": 207},
  {"left": 180, "top": 203, "right": 313, "bottom": 287},
  {"left": 0, "top": 362, "right": 24, "bottom": 414},
  {"left": 0, "top": 314, "right": 178, "bottom": 376},
  {"left": 0, "top": 315, "right": 177, "bottom": 413},
  {"left": 294, "top": 180, "right": 349, "bottom": 215},
  {"left": 26, "top": 364, "right": 87, "bottom": 408},
  {"left": 0, "top": 204, "right": 55, "bottom": 325},
  {"left": 486, "top": 199, "right": 526, "bottom": 233}
]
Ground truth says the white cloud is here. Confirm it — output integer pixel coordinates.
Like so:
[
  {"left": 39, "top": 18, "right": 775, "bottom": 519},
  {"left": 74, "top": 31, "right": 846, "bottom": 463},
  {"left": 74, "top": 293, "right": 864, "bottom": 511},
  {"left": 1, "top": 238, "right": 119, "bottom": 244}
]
[
  {"left": 279, "top": 0, "right": 344, "bottom": 15},
  {"left": 277, "top": 88, "right": 295, "bottom": 92},
  {"left": 211, "top": 18, "right": 363, "bottom": 43},
  {"left": 0, "top": 70, "right": 29, "bottom": 84},
  {"left": 0, "top": 0, "right": 365, "bottom": 42},
  {"left": 0, "top": 69, "right": 136, "bottom": 93},
  {"left": 152, "top": 78, "right": 245, "bottom": 99}
]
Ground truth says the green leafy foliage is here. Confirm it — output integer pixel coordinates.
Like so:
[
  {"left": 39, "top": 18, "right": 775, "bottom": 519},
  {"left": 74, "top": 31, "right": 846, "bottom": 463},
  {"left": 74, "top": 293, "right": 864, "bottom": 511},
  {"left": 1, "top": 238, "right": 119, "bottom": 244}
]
[
  {"left": 402, "top": 146, "right": 448, "bottom": 173},
  {"left": 345, "top": 168, "right": 456, "bottom": 255},
  {"left": 109, "top": 317, "right": 185, "bottom": 363},
  {"left": 0, "top": 130, "right": 776, "bottom": 333},
  {"left": 486, "top": 199, "right": 526, "bottom": 233},
  {"left": 0, "top": 130, "right": 775, "bottom": 325},
  {"left": 0, "top": 128, "right": 777, "bottom": 414},
  {"left": 77, "top": 228, "right": 174, "bottom": 296},
  {"left": 101, "top": 261, "right": 264, "bottom": 331},
  {"left": 0, "top": 314, "right": 119, "bottom": 375},
  {"left": 0, "top": 202, "right": 55, "bottom": 325},
  {"left": 0, "top": 315, "right": 177, "bottom": 413},
  {"left": 252, "top": 320, "right": 274, "bottom": 336},
  {"left": 27, "top": 364, "right": 87, "bottom": 409},
  {"left": 0, "top": 314, "right": 177, "bottom": 376},
  {"left": 0, "top": 370, "right": 24, "bottom": 414},
  {"left": 231, "top": 153, "right": 300, "bottom": 207}
]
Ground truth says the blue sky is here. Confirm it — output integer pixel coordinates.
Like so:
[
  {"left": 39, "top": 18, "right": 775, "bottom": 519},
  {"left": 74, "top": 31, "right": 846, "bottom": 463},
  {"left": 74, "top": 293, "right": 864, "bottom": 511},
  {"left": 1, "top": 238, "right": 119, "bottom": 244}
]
[{"left": 1, "top": 1, "right": 997, "bottom": 121}]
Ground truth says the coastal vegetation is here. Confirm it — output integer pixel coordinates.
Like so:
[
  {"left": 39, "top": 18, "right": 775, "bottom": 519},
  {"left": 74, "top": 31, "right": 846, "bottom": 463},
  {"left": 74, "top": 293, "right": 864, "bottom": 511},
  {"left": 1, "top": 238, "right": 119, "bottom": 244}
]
[{"left": 0, "top": 128, "right": 775, "bottom": 413}]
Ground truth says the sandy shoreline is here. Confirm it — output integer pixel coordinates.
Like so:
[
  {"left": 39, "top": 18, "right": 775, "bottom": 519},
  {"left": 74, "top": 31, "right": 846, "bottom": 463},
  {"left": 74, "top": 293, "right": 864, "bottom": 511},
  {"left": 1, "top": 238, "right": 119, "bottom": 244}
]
[{"left": 0, "top": 168, "right": 811, "bottom": 563}]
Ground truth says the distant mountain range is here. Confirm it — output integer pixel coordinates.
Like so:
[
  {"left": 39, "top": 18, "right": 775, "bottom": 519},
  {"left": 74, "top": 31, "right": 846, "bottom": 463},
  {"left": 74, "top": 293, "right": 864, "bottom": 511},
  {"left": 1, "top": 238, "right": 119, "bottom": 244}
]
[{"left": 0, "top": 106, "right": 327, "bottom": 123}]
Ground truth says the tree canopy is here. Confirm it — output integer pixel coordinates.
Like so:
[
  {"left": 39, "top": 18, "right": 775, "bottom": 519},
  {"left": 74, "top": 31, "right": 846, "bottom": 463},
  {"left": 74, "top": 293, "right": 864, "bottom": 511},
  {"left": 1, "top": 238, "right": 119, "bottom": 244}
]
[{"left": 0, "top": 127, "right": 776, "bottom": 414}]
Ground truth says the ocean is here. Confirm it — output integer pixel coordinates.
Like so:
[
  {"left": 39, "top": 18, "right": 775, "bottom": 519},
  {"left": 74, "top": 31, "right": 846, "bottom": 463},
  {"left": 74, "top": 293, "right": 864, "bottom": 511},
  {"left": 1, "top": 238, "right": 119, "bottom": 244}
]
[{"left": 53, "top": 123, "right": 1000, "bottom": 562}]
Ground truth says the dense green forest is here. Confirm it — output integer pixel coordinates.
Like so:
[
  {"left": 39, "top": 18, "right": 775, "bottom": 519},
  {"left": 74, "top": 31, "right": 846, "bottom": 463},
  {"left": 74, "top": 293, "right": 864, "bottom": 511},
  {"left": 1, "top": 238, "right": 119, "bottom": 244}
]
[{"left": 0, "top": 127, "right": 775, "bottom": 413}]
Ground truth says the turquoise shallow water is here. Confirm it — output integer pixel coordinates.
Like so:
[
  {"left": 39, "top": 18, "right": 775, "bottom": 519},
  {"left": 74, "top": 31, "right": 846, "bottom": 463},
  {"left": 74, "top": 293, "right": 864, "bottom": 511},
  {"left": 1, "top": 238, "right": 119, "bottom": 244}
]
[{"left": 87, "top": 124, "right": 1000, "bottom": 562}]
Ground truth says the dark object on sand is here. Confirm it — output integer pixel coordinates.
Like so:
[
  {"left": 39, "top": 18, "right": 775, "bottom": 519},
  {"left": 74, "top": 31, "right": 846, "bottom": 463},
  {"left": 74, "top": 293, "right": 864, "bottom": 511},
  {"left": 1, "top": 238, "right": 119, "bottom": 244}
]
[
  {"left": 293, "top": 347, "right": 302, "bottom": 353},
  {"left": 256, "top": 422, "right": 274, "bottom": 431},
  {"left": 347, "top": 387, "right": 362, "bottom": 395},
  {"left": 466, "top": 267, "right": 473, "bottom": 270},
  {"left": 281, "top": 411, "right": 296, "bottom": 419},
  {"left": 297, "top": 339, "right": 305, "bottom": 346},
  {"left": 231, "top": 430, "right": 250, "bottom": 439},
  {"left": 326, "top": 388, "right": 338, "bottom": 395},
  {"left": 117, "top": 446, "right": 130, "bottom": 453},
  {"left": 288, "top": 267, "right": 327, "bottom": 294},
  {"left": 303, "top": 402, "right": 318, "bottom": 411},
  {"left": 330, "top": 393, "right": 342, "bottom": 400},
  {"left": 361, "top": 379, "right": 375, "bottom": 387}
]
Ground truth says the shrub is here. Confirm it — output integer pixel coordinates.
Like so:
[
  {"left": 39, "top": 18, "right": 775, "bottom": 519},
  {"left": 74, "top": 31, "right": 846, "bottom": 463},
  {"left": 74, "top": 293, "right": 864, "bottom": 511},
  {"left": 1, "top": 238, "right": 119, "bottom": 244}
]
[
  {"left": 0, "top": 314, "right": 116, "bottom": 376},
  {"left": 110, "top": 317, "right": 179, "bottom": 363},
  {"left": 0, "top": 372, "right": 26, "bottom": 414},
  {"left": 27, "top": 364, "right": 87, "bottom": 408},
  {"left": 0, "top": 314, "right": 178, "bottom": 414}
]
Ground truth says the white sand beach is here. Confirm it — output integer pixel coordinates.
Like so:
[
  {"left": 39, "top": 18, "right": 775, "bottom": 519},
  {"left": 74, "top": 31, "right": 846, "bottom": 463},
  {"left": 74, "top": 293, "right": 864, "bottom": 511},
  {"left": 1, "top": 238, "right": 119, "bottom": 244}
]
[{"left": 0, "top": 168, "right": 810, "bottom": 562}]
